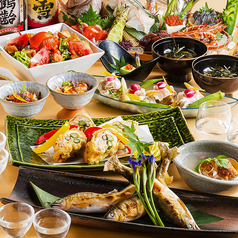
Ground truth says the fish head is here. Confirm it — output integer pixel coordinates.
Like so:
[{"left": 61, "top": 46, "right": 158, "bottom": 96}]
[
  {"left": 51, "top": 199, "right": 66, "bottom": 210},
  {"left": 105, "top": 208, "right": 124, "bottom": 221}
]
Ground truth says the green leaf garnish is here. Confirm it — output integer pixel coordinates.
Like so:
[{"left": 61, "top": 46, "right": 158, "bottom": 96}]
[
  {"left": 119, "top": 122, "right": 152, "bottom": 158},
  {"left": 195, "top": 155, "right": 228, "bottom": 172},
  {"left": 109, "top": 55, "right": 128, "bottom": 74},
  {"left": 30, "top": 182, "right": 60, "bottom": 208}
]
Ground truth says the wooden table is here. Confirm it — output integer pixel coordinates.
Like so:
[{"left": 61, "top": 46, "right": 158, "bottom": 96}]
[{"left": 0, "top": 2, "right": 238, "bottom": 234}]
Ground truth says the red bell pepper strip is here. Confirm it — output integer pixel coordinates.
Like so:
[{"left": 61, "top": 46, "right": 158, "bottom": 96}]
[
  {"left": 36, "top": 125, "right": 80, "bottom": 145},
  {"left": 84, "top": 126, "right": 102, "bottom": 140}
]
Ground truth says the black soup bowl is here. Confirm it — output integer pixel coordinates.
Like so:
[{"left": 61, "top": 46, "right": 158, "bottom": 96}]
[
  {"left": 99, "top": 40, "right": 159, "bottom": 81},
  {"left": 152, "top": 37, "right": 207, "bottom": 83},
  {"left": 192, "top": 54, "right": 238, "bottom": 95}
]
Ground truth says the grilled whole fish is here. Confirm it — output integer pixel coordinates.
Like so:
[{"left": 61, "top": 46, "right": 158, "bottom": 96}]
[
  {"left": 104, "top": 155, "right": 200, "bottom": 230},
  {"left": 105, "top": 194, "right": 146, "bottom": 222},
  {"left": 51, "top": 184, "right": 136, "bottom": 213}
]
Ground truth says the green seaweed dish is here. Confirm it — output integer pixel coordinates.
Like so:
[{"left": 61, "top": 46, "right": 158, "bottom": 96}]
[
  {"left": 164, "top": 40, "right": 196, "bottom": 59},
  {"left": 204, "top": 65, "right": 237, "bottom": 78}
]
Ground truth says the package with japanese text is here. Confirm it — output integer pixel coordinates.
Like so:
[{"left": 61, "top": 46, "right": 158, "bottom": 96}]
[
  {"left": 27, "top": 0, "right": 58, "bottom": 27},
  {"left": 0, "top": 0, "right": 27, "bottom": 35}
]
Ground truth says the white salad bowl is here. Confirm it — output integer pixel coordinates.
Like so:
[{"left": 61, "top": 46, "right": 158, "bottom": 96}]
[
  {"left": 174, "top": 140, "right": 238, "bottom": 195},
  {"left": 0, "top": 81, "right": 49, "bottom": 117},
  {"left": 0, "top": 23, "right": 104, "bottom": 85},
  {"left": 47, "top": 72, "right": 99, "bottom": 110}
]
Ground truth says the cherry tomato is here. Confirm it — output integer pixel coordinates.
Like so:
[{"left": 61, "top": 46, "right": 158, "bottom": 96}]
[
  {"left": 29, "top": 47, "right": 50, "bottom": 68},
  {"left": 68, "top": 41, "right": 93, "bottom": 57},
  {"left": 95, "top": 30, "right": 108, "bottom": 41},
  {"left": 5, "top": 34, "right": 29, "bottom": 51},
  {"left": 29, "top": 32, "right": 52, "bottom": 50},
  {"left": 40, "top": 36, "right": 60, "bottom": 51},
  {"left": 84, "top": 126, "right": 102, "bottom": 140}
]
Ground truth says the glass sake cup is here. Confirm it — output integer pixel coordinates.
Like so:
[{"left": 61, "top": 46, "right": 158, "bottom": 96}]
[
  {"left": 194, "top": 100, "right": 232, "bottom": 141},
  {"left": 228, "top": 113, "right": 238, "bottom": 144},
  {"left": 0, "top": 132, "right": 6, "bottom": 149},
  {"left": 33, "top": 208, "right": 71, "bottom": 238},
  {"left": 0, "top": 202, "right": 34, "bottom": 238}
]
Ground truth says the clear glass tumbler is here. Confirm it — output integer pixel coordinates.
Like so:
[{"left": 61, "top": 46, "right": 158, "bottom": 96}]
[
  {"left": 0, "top": 202, "right": 34, "bottom": 238},
  {"left": 33, "top": 208, "right": 71, "bottom": 238},
  {"left": 228, "top": 113, "right": 238, "bottom": 144},
  {"left": 194, "top": 100, "right": 232, "bottom": 141}
]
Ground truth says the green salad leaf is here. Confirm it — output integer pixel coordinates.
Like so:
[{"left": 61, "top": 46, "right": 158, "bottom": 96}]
[
  {"left": 13, "top": 51, "right": 31, "bottom": 68},
  {"left": 59, "top": 38, "right": 71, "bottom": 61}
]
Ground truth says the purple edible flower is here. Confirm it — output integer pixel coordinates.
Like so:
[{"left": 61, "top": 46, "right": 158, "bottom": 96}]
[
  {"left": 147, "top": 155, "right": 155, "bottom": 164},
  {"left": 128, "top": 157, "right": 142, "bottom": 170}
]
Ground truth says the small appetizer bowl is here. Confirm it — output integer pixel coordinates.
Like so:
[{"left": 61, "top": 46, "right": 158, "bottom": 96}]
[
  {"left": 152, "top": 37, "right": 207, "bottom": 83},
  {"left": 0, "top": 148, "right": 9, "bottom": 175},
  {"left": 192, "top": 54, "right": 238, "bottom": 94},
  {"left": 174, "top": 140, "right": 238, "bottom": 195},
  {"left": 0, "top": 81, "right": 49, "bottom": 118},
  {"left": 99, "top": 40, "right": 159, "bottom": 81},
  {"left": 47, "top": 72, "right": 99, "bottom": 110}
]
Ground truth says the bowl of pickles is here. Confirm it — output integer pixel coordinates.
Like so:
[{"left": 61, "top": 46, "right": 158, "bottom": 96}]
[{"left": 192, "top": 54, "right": 238, "bottom": 94}]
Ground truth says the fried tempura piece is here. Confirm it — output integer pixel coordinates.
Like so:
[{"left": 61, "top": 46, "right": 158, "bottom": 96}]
[
  {"left": 53, "top": 128, "right": 87, "bottom": 163},
  {"left": 84, "top": 128, "right": 120, "bottom": 164},
  {"left": 69, "top": 113, "right": 95, "bottom": 131}
]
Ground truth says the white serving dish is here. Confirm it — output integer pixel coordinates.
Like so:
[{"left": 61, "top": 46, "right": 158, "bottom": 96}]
[{"left": 0, "top": 23, "right": 104, "bottom": 85}]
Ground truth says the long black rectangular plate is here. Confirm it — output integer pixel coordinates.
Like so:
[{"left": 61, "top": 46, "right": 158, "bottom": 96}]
[{"left": 1, "top": 166, "right": 238, "bottom": 238}]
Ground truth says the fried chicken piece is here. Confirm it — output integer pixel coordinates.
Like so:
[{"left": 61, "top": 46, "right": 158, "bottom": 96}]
[
  {"left": 53, "top": 128, "right": 87, "bottom": 163},
  {"left": 5, "top": 45, "right": 18, "bottom": 54},
  {"left": 84, "top": 128, "right": 120, "bottom": 164}
]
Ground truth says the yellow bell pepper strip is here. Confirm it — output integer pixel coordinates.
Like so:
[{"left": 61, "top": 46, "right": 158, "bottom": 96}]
[
  {"left": 13, "top": 92, "right": 28, "bottom": 103},
  {"left": 33, "top": 121, "right": 70, "bottom": 154}
]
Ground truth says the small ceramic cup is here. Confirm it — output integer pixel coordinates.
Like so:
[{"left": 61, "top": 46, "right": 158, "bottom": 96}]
[
  {"left": 0, "top": 148, "right": 9, "bottom": 175},
  {"left": 0, "top": 132, "right": 6, "bottom": 149}
]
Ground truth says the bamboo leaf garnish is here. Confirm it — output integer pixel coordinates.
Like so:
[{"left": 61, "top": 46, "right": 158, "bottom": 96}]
[{"left": 119, "top": 122, "right": 153, "bottom": 159}]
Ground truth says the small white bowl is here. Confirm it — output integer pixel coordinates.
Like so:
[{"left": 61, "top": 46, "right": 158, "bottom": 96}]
[
  {"left": 0, "top": 81, "right": 49, "bottom": 117},
  {"left": 47, "top": 72, "right": 99, "bottom": 110},
  {"left": 0, "top": 67, "right": 19, "bottom": 87},
  {"left": 0, "top": 148, "right": 9, "bottom": 175},
  {"left": 0, "top": 23, "right": 104, "bottom": 85},
  {"left": 0, "top": 132, "right": 6, "bottom": 148},
  {"left": 174, "top": 140, "right": 238, "bottom": 195}
]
